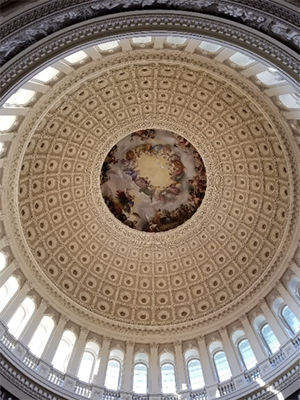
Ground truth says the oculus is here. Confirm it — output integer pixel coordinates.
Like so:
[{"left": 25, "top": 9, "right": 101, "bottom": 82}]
[{"left": 100, "top": 129, "right": 206, "bottom": 232}]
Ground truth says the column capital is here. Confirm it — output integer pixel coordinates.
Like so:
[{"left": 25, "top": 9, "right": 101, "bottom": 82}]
[
  {"left": 274, "top": 280, "right": 283, "bottom": 289},
  {"left": 174, "top": 340, "right": 182, "bottom": 347},
  {"left": 150, "top": 342, "right": 159, "bottom": 349},
  {"left": 24, "top": 280, "right": 33, "bottom": 290},
  {"left": 126, "top": 340, "right": 135, "bottom": 347},
  {"left": 239, "top": 313, "right": 248, "bottom": 322},
  {"left": 80, "top": 327, "right": 89, "bottom": 335},
  {"left": 41, "top": 299, "right": 50, "bottom": 307},
  {"left": 218, "top": 326, "right": 226, "bottom": 334},
  {"left": 258, "top": 298, "right": 267, "bottom": 307},
  {"left": 103, "top": 336, "right": 112, "bottom": 344},
  {"left": 60, "top": 314, "right": 69, "bottom": 323}
]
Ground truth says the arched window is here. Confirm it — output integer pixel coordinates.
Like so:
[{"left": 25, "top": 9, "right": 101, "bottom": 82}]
[
  {"left": 7, "top": 297, "right": 35, "bottom": 339},
  {"left": 77, "top": 341, "right": 100, "bottom": 383},
  {"left": 232, "top": 329, "right": 257, "bottom": 370},
  {"left": 133, "top": 363, "right": 148, "bottom": 393},
  {"left": 104, "top": 349, "right": 124, "bottom": 390},
  {"left": 261, "top": 324, "right": 280, "bottom": 354},
  {"left": 133, "top": 352, "right": 148, "bottom": 393},
  {"left": 281, "top": 305, "right": 300, "bottom": 334},
  {"left": 4, "top": 88, "right": 35, "bottom": 106},
  {"left": 238, "top": 339, "right": 257, "bottom": 370},
  {"left": 213, "top": 351, "right": 232, "bottom": 382},
  {"left": 51, "top": 330, "right": 76, "bottom": 372},
  {"left": 28, "top": 316, "right": 54, "bottom": 357},
  {"left": 0, "top": 252, "right": 7, "bottom": 272},
  {"left": 187, "top": 359, "right": 204, "bottom": 390},
  {"left": 105, "top": 359, "right": 121, "bottom": 390},
  {"left": 161, "top": 363, "right": 176, "bottom": 394},
  {"left": 0, "top": 276, "right": 19, "bottom": 312}
]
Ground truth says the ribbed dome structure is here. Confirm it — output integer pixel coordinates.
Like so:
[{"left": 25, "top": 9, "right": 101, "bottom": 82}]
[{"left": 0, "top": 1, "right": 299, "bottom": 400}]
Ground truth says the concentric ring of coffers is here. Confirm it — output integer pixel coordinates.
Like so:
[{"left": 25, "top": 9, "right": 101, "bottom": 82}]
[{"left": 2, "top": 42, "right": 299, "bottom": 334}]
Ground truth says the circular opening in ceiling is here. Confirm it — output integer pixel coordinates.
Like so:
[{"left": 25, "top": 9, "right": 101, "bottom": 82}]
[{"left": 100, "top": 129, "right": 206, "bottom": 232}]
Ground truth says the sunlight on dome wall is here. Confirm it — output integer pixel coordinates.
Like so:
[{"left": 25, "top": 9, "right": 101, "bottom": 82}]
[{"left": 7, "top": 297, "right": 35, "bottom": 339}]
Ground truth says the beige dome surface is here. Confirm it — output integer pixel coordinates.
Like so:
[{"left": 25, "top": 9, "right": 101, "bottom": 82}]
[{"left": 9, "top": 50, "right": 298, "bottom": 335}]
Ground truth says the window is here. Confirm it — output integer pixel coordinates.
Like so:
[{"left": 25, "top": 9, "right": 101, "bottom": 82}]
[
  {"left": 161, "top": 363, "right": 176, "bottom": 394},
  {"left": 261, "top": 324, "right": 280, "bottom": 354},
  {"left": 64, "top": 50, "right": 87, "bottom": 64},
  {"left": 78, "top": 352, "right": 95, "bottom": 382},
  {"left": 33, "top": 66, "right": 59, "bottom": 82},
  {"left": 0, "top": 276, "right": 19, "bottom": 312},
  {"left": 4, "top": 88, "right": 35, "bottom": 106},
  {"left": 213, "top": 351, "right": 232, "bottom": 382},
  {"left": 7, "top": 297, "right": 35, "bottom": 339},
  {"left": 105, "top": 359, "right": 121, "bottom": 390},
  {"left": 187, "top": 359, "right": 204, "bottom": 390},
  {"left": 238, "top": 339, "right": 257, "bottom": 370},
  {"left": 279, "top": 93, "right": 300, "bottom": 109},
  {"left": 0, "top": 252, "right": 7, "bottom": 272},
  {"left": 132, "top": 37, "right": 152, "bottom": 44},
  {"left": 133, "top": 363, "right": 147, "bottom": 393},
  {"left": 282, "top": 305, "right": 300, "bottom": 334},
  {"left": 199, "top": 41, "right": 222, "bottom": 53},
  {"left": 28, "top": 316, "right": 54, "bottom": 357},
  {"left": 0, "top": 116, "right": 16, "bottom": 131},
  {"left": 256, "top": 70, "right": 285, "bottom": 86},
  {"left": 98, "top": 41, "right": 119, "bottom": 51},
  {"left": 51, "top": 330, "right": 76, "bottom": 372},
  {"left": 166, "top": 36, "right": 187, "bottom": 46},
  {"left": 77, "top": 341, "right": 100, "bottom": 383},
  {"left": 229, "top": 52, "right": 255, "bottom": 67}
]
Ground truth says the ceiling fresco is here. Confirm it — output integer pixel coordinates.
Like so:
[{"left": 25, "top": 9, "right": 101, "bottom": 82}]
[{"left": 100, "top": 129, "right": 207, "bottom": 232}]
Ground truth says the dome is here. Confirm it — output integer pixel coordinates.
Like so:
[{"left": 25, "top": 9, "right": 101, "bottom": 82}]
[{"left": 0, "top": 1, "right": 300, "bottom": 400}]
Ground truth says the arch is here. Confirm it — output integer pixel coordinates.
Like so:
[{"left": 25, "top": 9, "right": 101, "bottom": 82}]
[
  {"left": 160, "top": 352, "right": 176, "bottom": 394},
  {"left": 77, "top": 341, "right": 100, "bottom": 383},
  {"left": 0, "top": 276, "right": 19, "bottom": 312},
  {"left": 133, "top": 363, "right": 148, "bottom": 394},
  {"left": 289, "top": 276, "right": 300, "bottom": 302},
  {"left": 7, "top": 297, "right": 35, "bottom": 339},
  {"left": 184, "top": 348, "right": 204, "bottom": 390},
  {"left": 272, "top": 297, "right": 300, "bottom": 336},
  {"left": 28, "top": 315, "right": 55, "bottom": 357},
  {"left": 260, "top": 323, "right": 281, "bottom": 355},
  {"left": 213, "top": 351, "right": 232, "bottom": 382},
  {"left": 187, "top": 359, "right": 204, "bottom": 390},
  {"left": 104, "top": 349, "right": 124, "bottom": 390},
  {"left": 0, "top": 252, "right": 7, "bottom": 272},
  {"left": 209, "top": 341, "right": 232, "bottom": 382},
  {"left": 161, "top": 363, "right": 176, "bottom": 394},
  {"left": 232, "top": 330, "right": 257, "bottom": 370},
  {"left": 133, "top": 352, "right": 148, "bottom": 393},
  {"left": 281, "top": 305, "right": 300, "bottom": 335},
  {"left": 51, "top": 330, "right": 76, "bottom": 373}
]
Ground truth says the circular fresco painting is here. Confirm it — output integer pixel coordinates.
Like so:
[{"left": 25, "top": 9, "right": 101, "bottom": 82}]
[{"left": 100, "top": 129, "right": 207, "bottom": 232}]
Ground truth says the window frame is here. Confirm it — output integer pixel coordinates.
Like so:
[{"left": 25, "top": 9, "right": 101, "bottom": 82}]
[
  {"left": 105, "top": 358, "right": 122, "bottom": 390},
  {"left": 160, "top": 362, "right": 177, "bottom": 394},
  {"left": 212, "top": 350, "right": 232, "bottom": 383},
  {"left": 132, "top": 362, "right": 148, "bottom": 394},
  {"left": 280, "top": 304, "right": 300, "bottom": 336},
  {"left": 186, "top": 357, "right": 205, "bottom": 390},
  {"left": 236, "top": 338, "right": 257, "bottom": 371},
  {"left": 259, "top": 322, "right": 280, "bottom": 356}
]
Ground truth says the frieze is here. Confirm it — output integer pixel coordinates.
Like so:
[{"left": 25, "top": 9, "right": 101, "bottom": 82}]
[
  {"left": 0, "top": 11, "right": 299, "bottom": 96},
  {"left": 0, "top": 0, "right": 298, "bottom": 68}
]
